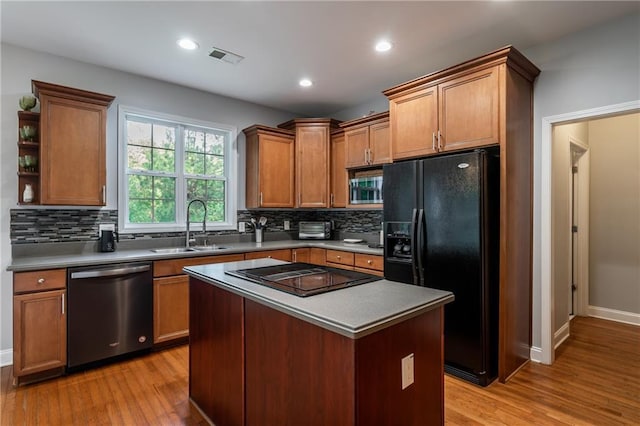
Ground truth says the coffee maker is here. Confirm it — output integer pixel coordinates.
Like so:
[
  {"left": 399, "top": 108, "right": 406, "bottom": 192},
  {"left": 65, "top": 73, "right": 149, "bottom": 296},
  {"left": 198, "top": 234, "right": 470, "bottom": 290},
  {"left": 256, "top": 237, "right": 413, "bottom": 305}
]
[{"left": 99, "top": 230, "right": 118, "bottom": 252}]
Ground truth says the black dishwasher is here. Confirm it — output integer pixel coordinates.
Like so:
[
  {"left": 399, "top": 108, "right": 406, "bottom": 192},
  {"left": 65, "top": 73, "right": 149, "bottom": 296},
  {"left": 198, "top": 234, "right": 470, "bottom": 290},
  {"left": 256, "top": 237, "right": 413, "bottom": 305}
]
[{"left": 67, "top": 262, "right": 153, "bottom": 369}]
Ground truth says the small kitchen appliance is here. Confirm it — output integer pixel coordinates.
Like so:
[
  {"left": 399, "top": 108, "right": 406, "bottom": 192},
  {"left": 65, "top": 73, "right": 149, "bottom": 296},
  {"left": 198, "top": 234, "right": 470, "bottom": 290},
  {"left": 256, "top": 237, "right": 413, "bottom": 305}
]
[
  {"left": 99, "top": 229, "right": 118, "bottom": 252},
  {"left": 298, "top": 221, "right": 332, "bottom": 240}
]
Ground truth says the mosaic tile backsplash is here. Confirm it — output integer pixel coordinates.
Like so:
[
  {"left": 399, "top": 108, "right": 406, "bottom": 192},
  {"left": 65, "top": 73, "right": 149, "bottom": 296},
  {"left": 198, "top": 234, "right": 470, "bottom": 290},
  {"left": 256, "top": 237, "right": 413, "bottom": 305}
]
[{"left": 10, "top": 209, "right": 383, "bottom": 244}]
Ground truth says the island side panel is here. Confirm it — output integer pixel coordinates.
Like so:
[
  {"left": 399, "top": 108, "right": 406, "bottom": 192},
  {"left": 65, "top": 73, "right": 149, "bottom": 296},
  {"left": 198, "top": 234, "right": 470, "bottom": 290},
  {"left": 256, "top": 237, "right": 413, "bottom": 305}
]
[
  {"left": 189, "top": 278, "right": 244, "bottom": 426},
  {"left": 244, "top": 299, "right": 356, "bottom": 426},
  {"left": 355, "top": 307, "right": 444, "bottom": 426}
]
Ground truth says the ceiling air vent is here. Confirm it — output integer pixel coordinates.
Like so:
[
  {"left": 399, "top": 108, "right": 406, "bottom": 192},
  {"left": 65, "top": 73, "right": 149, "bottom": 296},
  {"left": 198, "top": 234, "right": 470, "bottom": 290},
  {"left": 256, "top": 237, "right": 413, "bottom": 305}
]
[{"left": 208, "top": 47, "right": 244, "bottom": 65}]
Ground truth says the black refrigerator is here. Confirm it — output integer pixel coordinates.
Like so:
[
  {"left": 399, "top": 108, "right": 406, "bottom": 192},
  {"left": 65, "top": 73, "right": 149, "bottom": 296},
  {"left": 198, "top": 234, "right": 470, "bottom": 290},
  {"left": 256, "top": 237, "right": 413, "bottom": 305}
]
[{"left": 383, "top": 149, "right": 499, "bottom": 386}]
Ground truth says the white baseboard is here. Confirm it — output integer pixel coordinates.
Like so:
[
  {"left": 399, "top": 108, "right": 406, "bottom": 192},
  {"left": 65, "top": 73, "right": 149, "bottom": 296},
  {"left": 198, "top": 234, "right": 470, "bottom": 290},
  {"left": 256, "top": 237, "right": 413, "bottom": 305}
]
[
  {"left": 530, "top": 345, "right": 543, "bottom": 363},
  {"left": 0, "top": 348, "right": 12, "bottom": 367},
  {"left": 554, "top": 321, "right": 571, "bottom": 349},
  {"left": 588, "top": 305, "right": 640, "bottom": 326}
]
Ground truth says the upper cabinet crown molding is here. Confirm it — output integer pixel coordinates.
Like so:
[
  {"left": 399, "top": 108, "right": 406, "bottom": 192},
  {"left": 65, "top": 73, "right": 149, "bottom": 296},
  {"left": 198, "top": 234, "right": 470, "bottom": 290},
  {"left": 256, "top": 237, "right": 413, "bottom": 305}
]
[
  {"left": 382, "top": 45, "right": 540, "bottom": 99},
  {"left": 32, "top": 80, "right": 115, "bottom": 107}
]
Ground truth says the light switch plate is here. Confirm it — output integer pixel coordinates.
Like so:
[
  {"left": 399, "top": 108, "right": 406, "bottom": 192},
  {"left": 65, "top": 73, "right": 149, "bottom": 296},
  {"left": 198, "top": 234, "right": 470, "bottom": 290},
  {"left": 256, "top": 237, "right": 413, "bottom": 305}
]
[
  {"left": 401, "top": 353, "right": 414, "bottom": 390},
  {"left": 238, "top": 222, "right": 246, "bottom": 233},
  {"left": 284, "top": 220, "right": 290, "bottom": 231}
]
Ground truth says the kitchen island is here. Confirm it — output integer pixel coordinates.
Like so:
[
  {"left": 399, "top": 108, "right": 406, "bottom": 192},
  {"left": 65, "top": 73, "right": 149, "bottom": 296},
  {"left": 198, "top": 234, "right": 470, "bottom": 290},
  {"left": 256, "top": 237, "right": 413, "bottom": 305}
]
[{"left": 184, "top": 259, "right": 454, "bottom": 426}]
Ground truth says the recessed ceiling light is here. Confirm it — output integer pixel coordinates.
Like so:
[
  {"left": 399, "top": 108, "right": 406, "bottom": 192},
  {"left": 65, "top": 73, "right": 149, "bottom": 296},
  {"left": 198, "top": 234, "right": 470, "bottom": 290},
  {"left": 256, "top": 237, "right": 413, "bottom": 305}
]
[
  {"left": 299, "top": 79, "right": 313, "bottom": 87},
  {"left": 177, "top": 38, "right": 199, "bottom": 50},
  {"left": 375, "top": 40, "right": 392, "bottom": 52}
]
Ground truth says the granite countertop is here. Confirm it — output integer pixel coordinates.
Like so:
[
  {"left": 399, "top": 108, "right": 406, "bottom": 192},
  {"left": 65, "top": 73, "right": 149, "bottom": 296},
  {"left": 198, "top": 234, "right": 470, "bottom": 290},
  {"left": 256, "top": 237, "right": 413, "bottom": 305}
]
[
  {"left": 7, "top": 239, "right": 384, "bottom": 272},
  {"left": 184, "top": 258, "right": 454, "bottom": 339}
]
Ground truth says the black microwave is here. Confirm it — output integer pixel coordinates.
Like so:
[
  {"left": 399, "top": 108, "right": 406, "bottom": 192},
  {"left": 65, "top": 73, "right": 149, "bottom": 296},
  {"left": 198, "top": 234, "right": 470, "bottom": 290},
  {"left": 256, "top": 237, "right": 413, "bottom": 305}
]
[{"left": 349, "top": 173, "right": 383, "bottom": 205}]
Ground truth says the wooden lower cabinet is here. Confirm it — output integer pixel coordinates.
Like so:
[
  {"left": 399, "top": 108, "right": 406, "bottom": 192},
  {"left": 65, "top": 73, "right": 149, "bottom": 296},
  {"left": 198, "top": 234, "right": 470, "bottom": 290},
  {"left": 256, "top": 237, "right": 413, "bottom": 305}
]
[
  {"left": 189, "top": 278, "right": 444, "bottom": 425},
  {"left": 153, "top": 275, "right": 189, "bottom": 344},
  {"left": 291, "top": 248, "right": 309, "bottom": 263},
  {"left": 13, "top": 269, "right": 67, "bottom": 381},
  {"left": 326, "top": 250, "right": 384, "bottom": 276},
  {"left": 244, "top": 249, "right": 292, "bottom": 262},
  {"left": 153, "top": 254, "right": 244, "bottom": 345},
  {"left": 13, "top": 289, "right": 66, "bottom": 378},
  {"left": 309, "top": 248, "right": 327, "bottom": 265}
]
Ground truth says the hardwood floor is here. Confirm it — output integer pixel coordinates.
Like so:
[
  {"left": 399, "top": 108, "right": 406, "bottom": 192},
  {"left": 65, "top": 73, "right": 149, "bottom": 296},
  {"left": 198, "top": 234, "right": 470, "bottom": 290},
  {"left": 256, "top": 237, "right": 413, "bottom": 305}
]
[{"left": 1, "top": 316, "right": 638, "bottom": 425}]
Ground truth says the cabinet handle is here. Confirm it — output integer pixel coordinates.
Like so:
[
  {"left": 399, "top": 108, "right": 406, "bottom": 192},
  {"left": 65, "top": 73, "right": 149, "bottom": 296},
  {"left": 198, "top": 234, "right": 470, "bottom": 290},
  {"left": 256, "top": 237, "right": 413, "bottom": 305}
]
[
  {"left": 102, "top": 185, "right": 106, "bottom": 204},
  {"left": 330, "top": 193, "right": 334, "bottom": 207},
  {"left": 293, "top": 251, "right": 297, "bottom": 262},
  {"left": 437, "top": 130, "right": 442, "bottom": 151},
  {"left": 432, "top": 132, "right": 436, "bottom": 151},
  {"left": 37, "top": 278, "right": 45, "bottom": 284},
  {"left": 364, "top": 149, "right": 368, "bottom": 164},
  {"left": 61, "top": 293, "right": 65, "bottom": 315},
  {"left": 298, "top": 194, "right": 301, "bottom": 206},
  {"left": 259, "top": 192, "right": 263, "bottom": 206},
  {"left": 337, "top": 255, "right": 341, "bottom": 260},
  {"left": 367, "top": 260, "right": 373, "bottom": 265},
  {"left": 267, "top": 256, "right": 272, "bottom": 258}
]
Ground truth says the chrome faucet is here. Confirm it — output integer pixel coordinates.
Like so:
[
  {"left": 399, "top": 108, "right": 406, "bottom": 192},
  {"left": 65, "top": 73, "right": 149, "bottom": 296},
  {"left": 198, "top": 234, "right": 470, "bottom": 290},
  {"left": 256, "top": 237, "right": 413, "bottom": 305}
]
[{"left": 186, "top": 199, "right": 207, "bottom": 248}]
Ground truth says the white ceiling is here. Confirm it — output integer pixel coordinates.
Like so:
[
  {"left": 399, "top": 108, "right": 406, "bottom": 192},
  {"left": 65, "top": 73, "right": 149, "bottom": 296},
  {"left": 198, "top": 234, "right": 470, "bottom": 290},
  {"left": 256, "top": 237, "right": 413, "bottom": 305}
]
[{"left": 2, "top": 1, "right": 638, "bottom": 116}]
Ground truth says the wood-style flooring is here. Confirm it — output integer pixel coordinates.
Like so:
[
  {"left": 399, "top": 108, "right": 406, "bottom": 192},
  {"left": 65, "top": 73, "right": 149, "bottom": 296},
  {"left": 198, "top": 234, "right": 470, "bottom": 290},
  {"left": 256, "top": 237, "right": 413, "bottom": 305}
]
[{"left": 1, "top": 316, "right": 638, "bottom": 425}]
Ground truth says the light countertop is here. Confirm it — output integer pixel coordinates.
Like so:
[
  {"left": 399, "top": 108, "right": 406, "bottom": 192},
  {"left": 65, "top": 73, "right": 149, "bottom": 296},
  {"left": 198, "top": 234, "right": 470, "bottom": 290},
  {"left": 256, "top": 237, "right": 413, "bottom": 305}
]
[
  {"left": 184, "top": 258, "right": 454, "bottom": 339},
  {"left": 8, "top": 239, "right": 383, "bottom": 272}
]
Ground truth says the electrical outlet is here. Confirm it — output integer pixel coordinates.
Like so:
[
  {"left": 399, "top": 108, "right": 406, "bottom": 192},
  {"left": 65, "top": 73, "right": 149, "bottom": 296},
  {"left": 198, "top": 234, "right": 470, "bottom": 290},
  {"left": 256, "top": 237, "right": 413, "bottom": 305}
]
[
  {"left": 284, "top": 220, "right": 290, "bottom": 231},
  {"left": 238, "top": 222, "right": 246, "bottom": 233},
  {"left": 99, "top": 223, "right": 115, "bottom": 235},
  {"left": 401, "top": 353, "right": 414, "bottom": 390}
]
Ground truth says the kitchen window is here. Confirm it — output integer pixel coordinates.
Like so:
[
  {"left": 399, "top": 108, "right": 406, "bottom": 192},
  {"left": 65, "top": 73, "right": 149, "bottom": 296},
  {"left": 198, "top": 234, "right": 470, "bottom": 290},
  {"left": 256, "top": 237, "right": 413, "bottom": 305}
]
[{"left": 118, "top": 106, "right": 237, "bottom": 233}]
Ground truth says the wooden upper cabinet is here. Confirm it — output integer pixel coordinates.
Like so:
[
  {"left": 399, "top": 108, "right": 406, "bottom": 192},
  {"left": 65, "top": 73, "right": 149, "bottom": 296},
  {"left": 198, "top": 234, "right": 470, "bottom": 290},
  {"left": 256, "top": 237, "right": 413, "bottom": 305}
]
[
  {"left": 330, "top": 130, "right": 347, "bottom": 208},
  {"left": 278, "top": 118, "right": 341, "bottom": 208},
  {"left": 341, "top": 112, "right": 390, "bottom": 168},
  {"left": 438, "top": 66, "right": 500, "bottom": 152},
  {"left": 33, "top": 80, "right": 114, "bottom": 206},
  {"left": 388, "top": 87, "right": 438, "bottom": 160},
  {"left": 243, "top": 125, "right": 295, "bottom": 208}
]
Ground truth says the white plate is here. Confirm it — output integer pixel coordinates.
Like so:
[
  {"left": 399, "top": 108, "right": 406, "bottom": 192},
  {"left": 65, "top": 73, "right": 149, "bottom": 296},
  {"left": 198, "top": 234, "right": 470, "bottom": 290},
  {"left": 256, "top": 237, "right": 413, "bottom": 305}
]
[{"left": 343, "top": 238, "right": 363, "bottom": 244}]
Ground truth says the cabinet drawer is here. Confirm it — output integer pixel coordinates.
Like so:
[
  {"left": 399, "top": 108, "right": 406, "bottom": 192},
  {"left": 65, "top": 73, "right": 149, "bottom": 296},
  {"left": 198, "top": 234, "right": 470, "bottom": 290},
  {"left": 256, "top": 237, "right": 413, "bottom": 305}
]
[
  {"left": 354, "top": 254, "right": 384, "bottom": 272},
  {"left": 245, "top": 249, "right": 292, "bottom": 262},
  {"left": 154, "top": 254, "right": 244, "bottom": 277},
  {"left": 325, "top": 250, "right": 354, "bottom": 266},
  {"left": 14, "top": 269, "right": 66, "bottom": 293}
]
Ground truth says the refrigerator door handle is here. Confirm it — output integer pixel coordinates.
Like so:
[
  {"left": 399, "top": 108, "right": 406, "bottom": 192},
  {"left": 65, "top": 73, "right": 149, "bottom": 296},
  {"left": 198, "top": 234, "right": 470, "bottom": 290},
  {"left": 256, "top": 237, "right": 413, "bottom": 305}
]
[
  {"left": 410, "top": 208, "right": 420, "bottom": 285},
  {"left": 416, "top": 208, "right": 426, "bottom": 286}
]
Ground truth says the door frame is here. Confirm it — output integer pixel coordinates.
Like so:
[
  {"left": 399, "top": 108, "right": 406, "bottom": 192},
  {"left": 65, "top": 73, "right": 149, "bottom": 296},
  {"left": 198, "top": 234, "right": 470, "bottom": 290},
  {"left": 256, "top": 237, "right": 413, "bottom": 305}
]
[
  {"left": 539, "top": 99, "right": 639, "bottom": 365},
  {"left": 569, "top": 137, "right": 589, "bottom": 318}
]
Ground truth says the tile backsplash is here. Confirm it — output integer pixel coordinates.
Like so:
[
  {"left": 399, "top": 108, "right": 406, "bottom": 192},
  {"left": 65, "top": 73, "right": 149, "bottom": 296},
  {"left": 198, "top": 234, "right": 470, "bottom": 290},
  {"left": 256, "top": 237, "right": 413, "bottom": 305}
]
[{"left": 10, "top": 209, "right": 382, "bottom": 244}]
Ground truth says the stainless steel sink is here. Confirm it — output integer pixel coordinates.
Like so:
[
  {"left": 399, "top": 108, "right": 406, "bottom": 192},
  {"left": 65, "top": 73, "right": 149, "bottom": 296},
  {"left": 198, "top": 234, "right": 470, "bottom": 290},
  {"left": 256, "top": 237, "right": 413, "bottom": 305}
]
[
  {"left": 150, "top": 246, "right": 228, "bottom": 253},
  {"left": 150, "top": 247, "right": 196, "bottom": 253},
  {"left": 190, "top": 245, "right": 228, "bottom": 251}
]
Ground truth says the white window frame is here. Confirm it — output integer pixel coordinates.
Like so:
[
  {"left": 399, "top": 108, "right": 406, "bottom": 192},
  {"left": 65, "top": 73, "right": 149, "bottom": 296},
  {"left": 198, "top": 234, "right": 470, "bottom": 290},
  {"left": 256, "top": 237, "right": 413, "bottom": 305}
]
[{"left": 118, "top": 105, "right": 238, "bottom": 233}]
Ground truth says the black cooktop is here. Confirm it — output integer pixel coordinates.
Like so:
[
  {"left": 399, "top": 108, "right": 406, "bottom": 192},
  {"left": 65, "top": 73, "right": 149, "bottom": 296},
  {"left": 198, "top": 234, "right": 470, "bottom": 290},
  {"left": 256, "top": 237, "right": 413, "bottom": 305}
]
[{"left": 225, "top": 262, "right": 380, "bottom": 297}]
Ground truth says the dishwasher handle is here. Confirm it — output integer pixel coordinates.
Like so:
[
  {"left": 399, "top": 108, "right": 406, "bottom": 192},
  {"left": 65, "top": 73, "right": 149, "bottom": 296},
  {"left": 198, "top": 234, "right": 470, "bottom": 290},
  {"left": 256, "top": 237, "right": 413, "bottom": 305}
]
[{"left": 70, "top": 264, "right": 151, "bottom": 280}]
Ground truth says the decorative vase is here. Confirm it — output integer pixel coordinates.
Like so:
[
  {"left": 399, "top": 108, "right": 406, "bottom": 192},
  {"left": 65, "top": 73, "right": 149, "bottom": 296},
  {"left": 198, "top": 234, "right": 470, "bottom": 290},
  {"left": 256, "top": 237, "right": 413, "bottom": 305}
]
[
  {"left": 23, "top": 184, "right": 34, "bottom": 203},
  {"left": 19, "top": 95, "right": 37, "bottom": 112}
]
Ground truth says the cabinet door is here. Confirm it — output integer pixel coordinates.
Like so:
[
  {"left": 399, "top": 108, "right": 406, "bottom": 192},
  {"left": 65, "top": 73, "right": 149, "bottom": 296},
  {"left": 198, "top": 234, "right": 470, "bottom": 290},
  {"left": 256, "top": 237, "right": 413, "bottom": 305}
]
[
  {"left": 330, "top": 132, "right": 347, "bottom": 208},
  {"left": 259, "top": 133, "right": 295, "bottom": 208},
  {"left": 390, "top": 86, "right": 438, "bottom": 160},
  {"left": 296, "top": 126, "right": 329, "bottom": 208},
  {"left": 292, "top": 248, "right": 310, "bottom": 263},
  {"left": 153, "top": 276, "right": 189, "bottom": 344},
  {"left": 369, "top": 121, "right": 391, "bottom": 165},
  {"left": 13, "top": 290, "right": 66, "bottom": 376},
  {"left": 40, "top": 95, "right": 107, "bottom": 205},
  {"left": 245, "top": 249, "right": 292, "bottom": 262},
  {"left": 438, "top": 66, "right": 500, "bottom": 152},
  {"left": 309, "top": 248, "right": 327, "bottom": 266},
  {"left": 344, "top": 127, "right": 369, "bottom": 168}
]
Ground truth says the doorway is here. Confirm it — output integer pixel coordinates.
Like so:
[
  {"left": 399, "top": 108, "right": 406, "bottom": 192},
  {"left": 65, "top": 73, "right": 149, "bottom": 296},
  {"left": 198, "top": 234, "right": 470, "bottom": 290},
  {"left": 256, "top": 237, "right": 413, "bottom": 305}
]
[{"left": 539, "top": 100, "right": 640, "bottom": 366}]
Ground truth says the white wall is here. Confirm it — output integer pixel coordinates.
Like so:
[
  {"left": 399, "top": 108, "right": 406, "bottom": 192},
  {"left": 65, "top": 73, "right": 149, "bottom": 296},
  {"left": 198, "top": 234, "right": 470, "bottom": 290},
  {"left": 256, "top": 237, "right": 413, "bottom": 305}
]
[
  {"left": 0, "top": 43, "right": 296, "bottom": 359},
  {"left": 588, "top": 113, "right": 640, "bottom": 314},
  {"left": 523, "top": 12, "right": 640, "bottom": 349}
]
